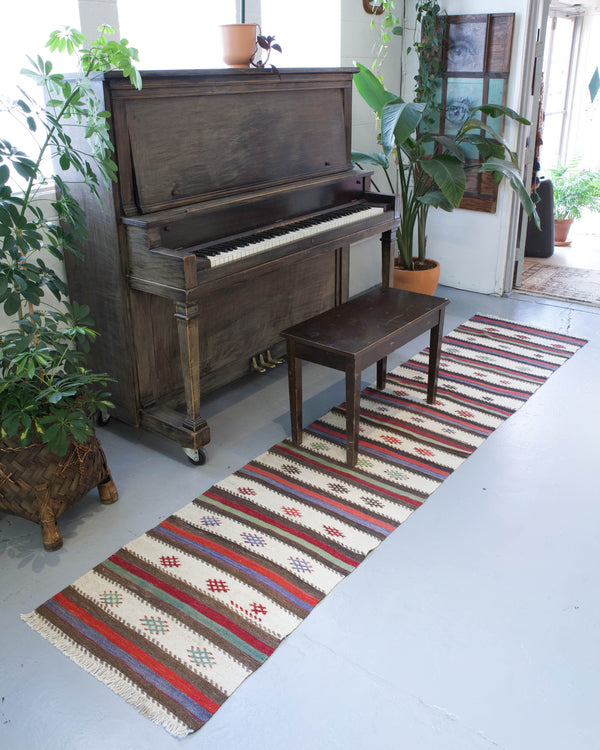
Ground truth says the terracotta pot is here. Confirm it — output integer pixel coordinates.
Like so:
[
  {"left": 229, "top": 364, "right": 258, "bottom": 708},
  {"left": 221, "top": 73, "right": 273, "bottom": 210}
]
[
  {"left": 392, "top": 258, "right": 441, "bottom": 295},
  {"left": 554, "top": 218, "right": 574, "bottom": 247},
  {"left": 220, "top": 24, "right": 258, "bottom": 68}
]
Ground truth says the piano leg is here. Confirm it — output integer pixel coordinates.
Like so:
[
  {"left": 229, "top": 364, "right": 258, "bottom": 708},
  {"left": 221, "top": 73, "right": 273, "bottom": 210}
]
[
  {"left": 381, "top": 229, "right": 394, "bottom": 289},
  {"left": 286, "top": 339, "right": 303, "bottom": 447},
  {"left": 174, "top": 301, "right": 210, "bottom": 452}
]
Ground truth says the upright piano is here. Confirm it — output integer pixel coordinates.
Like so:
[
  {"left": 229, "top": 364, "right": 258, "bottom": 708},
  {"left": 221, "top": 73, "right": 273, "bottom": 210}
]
[{"left": 64, "top": 68, "right": 400, "bottom": 463}]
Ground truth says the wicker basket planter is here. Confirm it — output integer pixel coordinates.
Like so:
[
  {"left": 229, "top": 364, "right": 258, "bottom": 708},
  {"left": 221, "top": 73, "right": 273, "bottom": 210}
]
[{"left": 0, "top": 433, "right": 118, "bottom": 551}]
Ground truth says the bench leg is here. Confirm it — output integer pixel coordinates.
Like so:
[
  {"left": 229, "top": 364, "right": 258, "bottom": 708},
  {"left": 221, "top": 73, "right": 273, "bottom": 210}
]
[
  {"left": 287, "top": 341, "right": 303, "bottom": 446},
  {"left": 345, "top": 361, "right": 361, "bottom": 466},
  {"left": 376, "top": 356, "right": 388, "bottom": 390},
  {"left": 427, "top": 308, "right": 446, "bottom": 404}
]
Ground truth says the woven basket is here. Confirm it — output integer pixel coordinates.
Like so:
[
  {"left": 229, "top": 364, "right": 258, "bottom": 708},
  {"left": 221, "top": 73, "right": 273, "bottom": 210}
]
[{"left": 0, "top": 432, "right": 118, "bottom": 550}]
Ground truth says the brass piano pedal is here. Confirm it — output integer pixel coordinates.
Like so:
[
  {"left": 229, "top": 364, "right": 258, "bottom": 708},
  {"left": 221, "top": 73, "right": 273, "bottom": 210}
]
[
  {"left": 265, "top": 349, "right": 284, "bottom": 365},
  {"left": 259, "top": 353, "right": 276, "bottom": 369},
  {"left": 250, "top": 355, "right": 266, "bottom": 373}
]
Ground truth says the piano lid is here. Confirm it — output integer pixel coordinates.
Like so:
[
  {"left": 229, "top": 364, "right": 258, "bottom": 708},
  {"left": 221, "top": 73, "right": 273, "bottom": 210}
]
[{"left": 104, "top": 68, "right": 358, "bottom": 216}]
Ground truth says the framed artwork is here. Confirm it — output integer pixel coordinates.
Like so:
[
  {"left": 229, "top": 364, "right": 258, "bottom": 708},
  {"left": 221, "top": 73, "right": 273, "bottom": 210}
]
[{"left": 432, "top": 13, "right": 515, "bottom": 212}]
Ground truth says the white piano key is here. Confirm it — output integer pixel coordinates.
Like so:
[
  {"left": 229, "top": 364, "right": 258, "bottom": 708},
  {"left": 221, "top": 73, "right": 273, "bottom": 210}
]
[{"left": 203, "top": 205, "right": 385, "bottom": 268}]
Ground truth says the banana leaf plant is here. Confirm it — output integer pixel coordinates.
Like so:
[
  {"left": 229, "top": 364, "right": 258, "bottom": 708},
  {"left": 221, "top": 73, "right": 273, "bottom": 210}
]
[{"left": 352, "top": 62, "right": 539, "bottom": 271}]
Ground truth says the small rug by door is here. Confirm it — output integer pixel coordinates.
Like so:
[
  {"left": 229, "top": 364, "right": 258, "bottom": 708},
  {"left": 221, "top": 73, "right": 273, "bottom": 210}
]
[
  {"left": 23, "top": 315, "right": 587, "bottom": 737},
  {"left": 521, "top": 262, "right": 600, "bottom": 305}
]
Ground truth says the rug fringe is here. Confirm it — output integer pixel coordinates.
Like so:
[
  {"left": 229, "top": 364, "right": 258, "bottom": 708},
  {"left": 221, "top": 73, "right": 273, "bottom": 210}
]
[{"left": 21, "top": 611, "right": 192, "bottom": 738}]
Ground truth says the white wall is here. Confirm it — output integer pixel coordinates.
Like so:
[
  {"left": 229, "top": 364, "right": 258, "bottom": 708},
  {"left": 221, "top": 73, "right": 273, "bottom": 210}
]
[
  {"left": 341, "top": 0, "right": 403, "bottom": 296},
  {"left": 78, "top": 0, "right": 119, "bottom": 39}
]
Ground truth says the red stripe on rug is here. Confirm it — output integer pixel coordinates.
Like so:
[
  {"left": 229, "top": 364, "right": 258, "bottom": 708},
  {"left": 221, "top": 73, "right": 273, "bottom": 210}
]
[
  {"left": 108, "top": 552, "right": 275, "bottom": 656},
  {"left": 470, "top": 315, "right": 587, "bottom": 345},
  {"left": 53, "top": 591, "right": 220, "bottom": 714},
  {"left": 357, "top": 408, "right": 475, "bottom": 453},
  {"left": 203, "top": 489, "right": 360, "bottom": 567},
  {"left": 274, "top": 444, "right": 424, "bottom": 509},
  {"left": 247, "top": 462, "right": 404, "bottom": 524},
  {"left": 312, "top": 423, "right": 451, "bottom": 478},
  {"left": 159, "top": 520, "right": 320, "bottom": 609}
]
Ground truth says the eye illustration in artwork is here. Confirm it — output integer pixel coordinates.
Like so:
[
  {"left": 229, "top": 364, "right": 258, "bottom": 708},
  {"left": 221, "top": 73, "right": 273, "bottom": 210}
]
[
  {"left": 445, "top": 97, "right": 472, "bottom": 127},
  {"left": 448, "top": 37, "right": 479, "bottom": 71},
  {"left": 446, "top": 23, "right": 486, "bottom": 72}
]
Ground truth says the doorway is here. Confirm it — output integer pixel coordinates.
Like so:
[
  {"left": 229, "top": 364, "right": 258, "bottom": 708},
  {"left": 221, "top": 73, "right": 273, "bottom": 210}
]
[{"left": 516, "top": 2, "right": 600, "bottom": 306}]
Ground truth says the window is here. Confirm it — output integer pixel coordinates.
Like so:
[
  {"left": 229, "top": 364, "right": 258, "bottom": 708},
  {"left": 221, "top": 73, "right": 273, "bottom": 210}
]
[
  {"left": 117, "top": 0, "right": 236, "bottom": 69},
  {"left": 260, "top": 0, "right": 341, "bottom": 68},
  {"left": 0, "top": 0, "right": 79, "bottom": 161}
]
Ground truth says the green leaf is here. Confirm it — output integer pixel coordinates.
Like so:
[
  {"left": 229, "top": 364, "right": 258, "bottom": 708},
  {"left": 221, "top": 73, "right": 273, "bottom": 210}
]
[
  {"left": 417, "top": 190, "right": 455, "bottom": 211},
  {"left": 51, "top": 429, "right": 69, "bottom": 457},
  {"left": 461, "top": 133, "right": 505, "bottom": 161},
  {"left": 420, "top": 154, "right": 466, "bottom": 206},
  {"left": 351, "top": 151, "right": 390, "bottom": 169},
  {"left": 3, "top": 292, "right": 21, "bottom": 316},
  {"left": 472, "top": 103, "right": 530, "bottom": 125},
  {"left": 16, "top": 99, "right": 31, "bottom": 113},
  {"left": 0, "top": 164, "right": 9, "bottom": 185},
  {"left": 13, "top": 159, "right": 37, "bottom": 180},
  {"left": 431, "top": 135, "right": 466, "bottom": 161},
  {"left": 381, "top": 100, "right": 424, "bottom": 153},
  {"left": 458, "top": 119, "right": 519, "bottom": 167},
  {"left": 479, "top": 157, "right": 539, "bottom": 227},
  {"left": 353, "top": 62, "right": 396, "bottom": 118}
]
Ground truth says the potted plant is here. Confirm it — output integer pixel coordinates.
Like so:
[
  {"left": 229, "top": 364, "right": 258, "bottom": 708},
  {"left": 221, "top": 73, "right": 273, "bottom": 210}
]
[
  {"left": 363, "top": 0, "right": 402, "bottom": 74},
  {"left": 0, "top": 25, "right": 141, "bottom": 549},
  {"left": 251, "top": 35, "right": 282, "bottom": 71},
  {"left": 548, "top": 160, "right": 600, "bottom": 246},
  {"left": 220, "top": 0, "right": 259, "bottom": 68},
  {"left": 352, "top": 0, "right": 539, "bottom": 293}
]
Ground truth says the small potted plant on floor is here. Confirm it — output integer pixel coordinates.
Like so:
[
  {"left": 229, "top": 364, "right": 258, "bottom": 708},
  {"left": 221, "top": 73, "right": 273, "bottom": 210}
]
[
  {"left": 352, "top": 0, "right": 539, "bottom": 293},
  {"left": 548, "top": 160, "right": 600, "bottom": 246},
  {"left": 0, "top": 25, "right": 141, "bottom": 549}
]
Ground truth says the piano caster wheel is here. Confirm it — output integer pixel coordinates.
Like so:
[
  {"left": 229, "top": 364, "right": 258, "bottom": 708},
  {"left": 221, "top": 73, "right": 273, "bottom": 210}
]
[
  {"left": 95, "top": 410, "right": 111, "bottom": 427},
  {"left": 183, "top": 447, "right": 207, "bottom": 466}
]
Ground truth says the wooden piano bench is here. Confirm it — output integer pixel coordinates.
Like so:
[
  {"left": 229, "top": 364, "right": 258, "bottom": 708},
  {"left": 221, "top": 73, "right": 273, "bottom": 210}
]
[{"left": 281, "top": 287, "right": 450, "bottom": 467}]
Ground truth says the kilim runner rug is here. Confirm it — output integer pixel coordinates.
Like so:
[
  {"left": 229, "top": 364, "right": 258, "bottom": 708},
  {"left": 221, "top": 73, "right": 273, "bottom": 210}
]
[{"left": 23, "top": 314, "right": 587, "bottom": 737}]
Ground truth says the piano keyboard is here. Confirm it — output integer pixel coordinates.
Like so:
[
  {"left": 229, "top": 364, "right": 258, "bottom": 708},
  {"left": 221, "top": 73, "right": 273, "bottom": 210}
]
[{"left": 194, "top": 204, "right": 385, "bottom": 267}]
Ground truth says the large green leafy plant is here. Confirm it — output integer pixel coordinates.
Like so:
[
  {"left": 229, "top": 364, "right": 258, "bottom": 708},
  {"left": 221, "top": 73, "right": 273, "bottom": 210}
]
[
  {"left": 353, "top": 2, "right": 538, "bottom": 272},
  {"left": 548, "top": 160, "right": 600, "bottom": 220},
  {"left": 0, "top": 26, "right": 141, "bottom": 455}
]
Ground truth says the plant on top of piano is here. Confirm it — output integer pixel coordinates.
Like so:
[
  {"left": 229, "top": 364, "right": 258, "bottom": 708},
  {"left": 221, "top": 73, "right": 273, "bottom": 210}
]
[
  {"left": 0, "top": 26, "right": 141, "bottom": 455},
  {"left": 251, "top": 35, "right": 282, "bottom": 71},
  {"left": 352, "top": 1, "right": 539, "bottom": 274}
]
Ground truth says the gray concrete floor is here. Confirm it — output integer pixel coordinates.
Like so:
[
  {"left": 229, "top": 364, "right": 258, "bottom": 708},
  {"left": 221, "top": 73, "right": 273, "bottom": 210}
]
[{"left": 1, "top": 286, "right": 599, "bottom": 750}]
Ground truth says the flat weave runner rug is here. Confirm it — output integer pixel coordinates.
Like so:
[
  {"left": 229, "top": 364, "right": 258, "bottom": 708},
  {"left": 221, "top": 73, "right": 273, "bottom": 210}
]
[{"left": 23, "top": 314, "right": 587, "bottom": 737}]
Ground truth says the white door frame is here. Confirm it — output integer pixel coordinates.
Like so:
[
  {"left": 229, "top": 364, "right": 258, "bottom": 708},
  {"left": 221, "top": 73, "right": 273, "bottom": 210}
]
[{"left": 503, "top": 0, "right": 550, "bottom": 293}]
